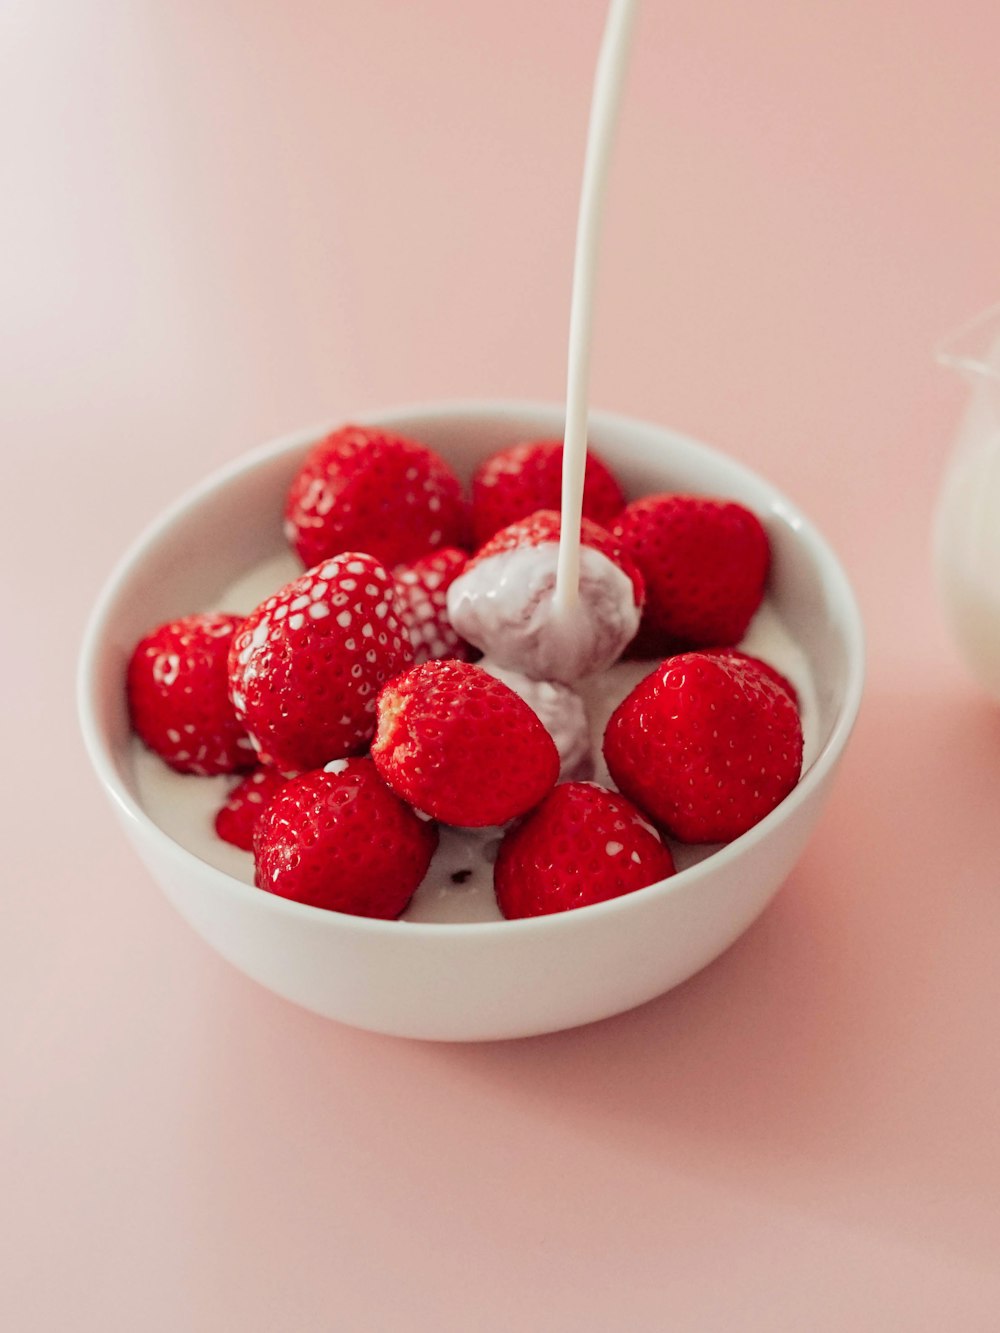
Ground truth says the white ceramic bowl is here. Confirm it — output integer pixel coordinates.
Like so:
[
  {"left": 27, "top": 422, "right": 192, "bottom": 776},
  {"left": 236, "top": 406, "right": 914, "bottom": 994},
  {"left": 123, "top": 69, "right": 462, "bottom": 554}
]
[{"left": 78, "top": 401, "right": 864, "bottom": 1041}]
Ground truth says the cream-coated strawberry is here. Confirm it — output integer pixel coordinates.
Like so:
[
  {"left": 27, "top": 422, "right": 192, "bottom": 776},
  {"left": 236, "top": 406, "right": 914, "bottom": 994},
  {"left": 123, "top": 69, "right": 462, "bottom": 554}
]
[
  {"left": 463, "top": 509, "right": 643, "bottom": 599},
  {"left": 447, "top": 510, "right": 644, "bottom": 683},
  {"left": 228, "top": 553, "right": 413, "bottom": 773}
]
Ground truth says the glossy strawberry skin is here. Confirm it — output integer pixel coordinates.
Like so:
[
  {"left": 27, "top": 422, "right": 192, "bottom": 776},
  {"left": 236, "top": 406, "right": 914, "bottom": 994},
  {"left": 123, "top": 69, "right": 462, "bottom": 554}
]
[
  {"left": 371, "top": 660, "right": 560, "bottom": 827},
  {"left": 613, "top": 494, "right": 770, "bottom": 651},
  {"left": 228, "top": 553, "right": 413, "bottom": 773},
  {"left": 495, "top": 782, "right": 676, "bottom": 919},
  {"left": 393, "top": 547, "right": 473, "bottom": 665},
  {"left": 127, "top": 613, "right": 255, "bottom": 775},
  {"left": 215, "top": 766, "right": 289, "bottom": 851},
  {"left": 701, "top": 648, "right": 799, "bottom": 709},
  {"left": 284, "top": 425, "right": 469, "bottom": 570},
  {"left": 603, "top": 651, "right": 803, "bottom": 844},
  {"left": 253, "top": 759, "right": 438, "bottom": 918},
  {"left": 471, "top": 439, "right": 625, "bottom": 546}
]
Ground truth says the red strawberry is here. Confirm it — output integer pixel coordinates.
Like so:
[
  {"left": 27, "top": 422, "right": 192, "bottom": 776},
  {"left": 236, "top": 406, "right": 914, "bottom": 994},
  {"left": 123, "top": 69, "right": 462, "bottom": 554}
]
[
  {"left": 393, "top": 547, "right": 473, "bottom": 665},
  {"left": 612, "top": 494, "right": 770, "bottom": 651},
  {"left": 495, "top": 782, "right": 676, "bottom": 919},
  {"left": 284, "top": 425, "right": 468, "bottom": 570},
  {"left": 253, "top": 759, "right": 438, "bottom": 918},
  {"left": 214, "top": 766, "right": 289, "bottom": 850},
  {"left": 471, "top": 439, "right": 625, "bottom": 546},
  {"left": 464, "top": 509, "right": 644, "bottom": 602},
  {"left": 371, "top": 660, "right": 559, "bottom": 827},
  {"left": 228, "top": 553, "right": 413, "bottom": 773},
  {"left": 127, "top": 612, "right": 254, "bottom": 775},
  {"left": 702, "top": 648, "right": 799, "bottom": 709},
  {"left": 603, "top": 651, "right": 803, "bottom": 844}
]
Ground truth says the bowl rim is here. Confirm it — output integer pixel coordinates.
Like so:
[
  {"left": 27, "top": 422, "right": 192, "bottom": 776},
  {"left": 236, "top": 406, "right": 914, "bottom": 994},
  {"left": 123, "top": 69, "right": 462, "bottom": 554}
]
[{"left": 77, "top": 397, "right": 866, "bottom": 940}]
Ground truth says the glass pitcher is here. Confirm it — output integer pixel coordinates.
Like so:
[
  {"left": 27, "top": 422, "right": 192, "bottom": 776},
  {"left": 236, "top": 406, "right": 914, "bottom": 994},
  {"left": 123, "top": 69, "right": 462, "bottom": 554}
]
[{"left": 933, "top": 303, "right": 1000, "bottom": 699}]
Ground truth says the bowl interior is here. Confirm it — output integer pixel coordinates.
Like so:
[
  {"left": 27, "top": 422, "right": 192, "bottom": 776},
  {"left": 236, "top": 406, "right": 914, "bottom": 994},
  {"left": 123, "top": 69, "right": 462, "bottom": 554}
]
[{"left": 82, "top": 400, "right": 863, "bottom": 916}]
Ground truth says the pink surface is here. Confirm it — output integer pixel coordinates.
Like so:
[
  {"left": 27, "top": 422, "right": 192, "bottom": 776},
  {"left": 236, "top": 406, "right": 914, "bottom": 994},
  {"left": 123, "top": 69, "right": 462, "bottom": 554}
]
[{"left": 4, "top": 1, "right": 1000, "bottom": 1327}]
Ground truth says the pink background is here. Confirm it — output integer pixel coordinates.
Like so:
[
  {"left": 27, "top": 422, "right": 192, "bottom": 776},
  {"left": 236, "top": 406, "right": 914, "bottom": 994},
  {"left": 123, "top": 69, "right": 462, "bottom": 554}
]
[{"left": 4, "top": 1, "right": 1000, "bottom": 1327}]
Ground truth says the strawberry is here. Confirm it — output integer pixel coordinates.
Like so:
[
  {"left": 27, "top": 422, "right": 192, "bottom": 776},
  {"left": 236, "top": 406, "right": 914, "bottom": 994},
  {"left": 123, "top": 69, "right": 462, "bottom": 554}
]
[
  {"left": 463, "top": 509, "right": 644, "bottom": 602},
  {"left": 127, "top": 612, "right": 255, "bottom": 775},
  {"left": 603, "top": 650, "right": 803, "bottom": 844},
  {"left": 447, "top": 509, "right": 645, "bottom": 683},
  {"left": 470, "top": 438, "right": 625, "bottom": 546},
  {"left": 214, "top": 766, "right": 289, "bottom": 850},
  {"left": 228, "top": 553, "right": 413, "bottom": 773},
  {"left": 371, "top": 659, "right": 560, "bottom": 827},
  {"left": 612, "top": 494, "right": 770, "bottom": 652},
  {"left": 284, "top": 425, "right": 468, "bottom": 570},
  {"left": 494, "top": 782, "right": 676, "bottom": 919},
  {"left": 393, "top": 547, "right": 473, "bottom": 665},
  {"left": 253, "top": 758, "right": 438, "bottom": 917},
  {"left": 479, "top": 661, "right": 592, "bottom": 780},
  {"left": 702, "top": 648, "right": 799, "bottom": 709}
]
